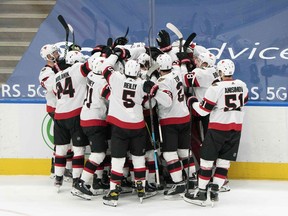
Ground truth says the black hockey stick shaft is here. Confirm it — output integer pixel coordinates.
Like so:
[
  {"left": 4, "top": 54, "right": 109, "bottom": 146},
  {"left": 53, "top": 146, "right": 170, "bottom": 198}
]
[
  {"left": 57, "top": 15, "right": 69, "bottom": 58},
  {"left": 183, "top": 32, "right": 197, "bottom": 52}
]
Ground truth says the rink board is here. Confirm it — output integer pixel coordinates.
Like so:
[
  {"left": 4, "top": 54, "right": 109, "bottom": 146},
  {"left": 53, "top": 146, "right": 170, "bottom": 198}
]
[{"left": 0, "top": 103, "right": 288, "bottom": 180}]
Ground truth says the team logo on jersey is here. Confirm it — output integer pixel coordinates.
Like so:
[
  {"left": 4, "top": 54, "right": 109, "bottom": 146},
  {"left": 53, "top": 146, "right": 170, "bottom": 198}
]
[{"left": 41, "top": 114, "right": 54, "bottom": 151}]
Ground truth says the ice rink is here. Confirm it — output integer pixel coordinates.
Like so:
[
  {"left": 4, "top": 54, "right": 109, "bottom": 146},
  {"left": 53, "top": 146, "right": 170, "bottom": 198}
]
[{"left": 0, "top": 176, "right": 287, "bottom": 216}]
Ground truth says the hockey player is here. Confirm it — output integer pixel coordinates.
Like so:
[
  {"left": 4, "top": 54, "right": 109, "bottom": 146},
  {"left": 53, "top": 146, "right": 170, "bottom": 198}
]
[
  {"left": 137, "top": 53, "right": 163, "bottom": 192},
  {"left": 39, "top": 44, "right": 73, "bottom": 180},
  {"left": 101, "top": 50, "right": 160, "bottom": 206},
  {"left": 53, "top": 50, "right": 90, "bottom": 192},
  {"left": 143, "top": 53, "right": 197, "bottom": 198},
  {"left": 71, "top": 55, "right": 111, "bottom": 200},
  {"left": 183, "top": 51, "right": 220, "bottom": 163},
  {"left": 184, "top": 59, "right": 248, "bottom": 207}
]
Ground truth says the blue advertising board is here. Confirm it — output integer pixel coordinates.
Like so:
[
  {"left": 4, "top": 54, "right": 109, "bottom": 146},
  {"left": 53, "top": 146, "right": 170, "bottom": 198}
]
[{"left": 1, "top": 0, "right": 288, "bottom": 105}]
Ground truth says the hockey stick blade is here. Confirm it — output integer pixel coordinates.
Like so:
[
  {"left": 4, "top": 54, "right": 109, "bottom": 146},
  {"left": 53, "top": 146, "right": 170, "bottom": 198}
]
[
  {"left": 166, "top": 22, "right": 183, "bottom": 39},
  {"left": 124, "top": 26, "right": 129, "bottom": 37},
  {"left": 183, "top": 32, "right": 197, "bottom": 51},
  {"left": 58, "top": 15, "right": 69, "bottom": 31},
  {"left": 58, "top": 15, "right": 69, "bottom": 57}
]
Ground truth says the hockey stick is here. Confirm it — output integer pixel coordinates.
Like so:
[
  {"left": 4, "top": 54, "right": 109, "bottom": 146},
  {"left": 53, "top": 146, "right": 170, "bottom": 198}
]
[
  {"left": 166, "top": 22, "right": 183, "bottom": 52},
  {"left": 124, "top": 26, "right": 129, "bottom": 38},
  {"left": 67, "top": 24, "right": 75, "bottom": 46},
  {"left": 57, "top": 15, "right": 69, "bottom": 58},
  {"left": 107, "top": 37, "right": 113, "bottom": 47},
  {"left": 183, "top": 32, "right": 197, "bottom": 52},
  {"left": 186, "top": 105, "right": 193, "bottom": 194},
  {"left": 146, "top": 26, "right": 160, "bottom": 186}
]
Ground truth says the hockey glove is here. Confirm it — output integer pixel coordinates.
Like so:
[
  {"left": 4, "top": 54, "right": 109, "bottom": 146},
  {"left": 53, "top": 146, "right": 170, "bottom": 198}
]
[
  {"left": 156, "top": 30, "right": 172, "bottom": 52},
  {"left": 187, "top": 96, "right": 198, "bottom": 108},
  {"left": 69, "top": 44, "right": 81, "bottom": 51},
  {"left": 91, "top": 45, "right": 107, "bottom": 55},
  {"left": 176, "top": 52, "right": 191, "bottom": 65},
  {"left": 101, "top": 46, "right": 113, "bottom": 58},
  {"left": 143, "top": 80, "right": 159, "bottom": 96},
  {"left": 113, "top": 37, "right": 128, "bottom": 47},
  {"left": 114, "top": 47, "right": 131, "bottom": 60},
  {"left": 146, "top": 46, "right": 164, "bottom": 61}
]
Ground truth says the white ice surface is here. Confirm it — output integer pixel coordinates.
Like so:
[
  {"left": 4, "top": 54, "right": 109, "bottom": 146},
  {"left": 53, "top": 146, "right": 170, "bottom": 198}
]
[{"left": 0, "top": 176, "right": 287, "bottom": 216}]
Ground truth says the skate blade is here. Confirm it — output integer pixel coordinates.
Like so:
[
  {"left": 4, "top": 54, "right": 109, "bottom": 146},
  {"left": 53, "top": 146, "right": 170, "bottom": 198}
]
[
  {"left": 143, "top": 191, "right": 157, "bottom": 199},
  {"left": 71, "top": 190, "right": 92, "bottom": 200},
  {"left": 103, "top": 200, "right": 117, "bottom": 207},
  {"left": 50, "top": 174, "right": 55, "bottom": 179},
  {"left": 183, "top": 197, "right": 207, "bottom": 207},
  {"left": 183, "top": 195, "right": 214, "bottom": 207}
]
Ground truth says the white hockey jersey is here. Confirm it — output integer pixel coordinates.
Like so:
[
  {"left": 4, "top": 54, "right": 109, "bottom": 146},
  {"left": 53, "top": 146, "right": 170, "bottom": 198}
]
[
  {"left": 184, "top": 66, "right": 220, "bottom": 100},
  {"left": 102, "top": 65, "right": 148, "bottom": 129},
  {"left": 53, "top": 61, "right": 91, "bottom": 120},
  {"left": 80, "top": 72, "right": 110, "bottom": 127},
  {"left": 155, "top": 70, "right": 190, "bottom": 126},
  {"left": 192, "top": 79, "right": 249, "bottom": 131},
  {"left": 39, "top": 65, "right": 57, "bottom": 113}
]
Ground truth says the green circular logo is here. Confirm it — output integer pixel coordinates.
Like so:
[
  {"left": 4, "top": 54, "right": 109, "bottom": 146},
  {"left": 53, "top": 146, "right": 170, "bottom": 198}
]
[{"left": 41, "top": 114, "right": 54, "bottom": 151}]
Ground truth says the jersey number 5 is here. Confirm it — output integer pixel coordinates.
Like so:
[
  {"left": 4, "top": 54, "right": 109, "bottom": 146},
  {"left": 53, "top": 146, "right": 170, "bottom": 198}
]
[{"left": 123, "top": 89, "right": 135, "bottom": 108}]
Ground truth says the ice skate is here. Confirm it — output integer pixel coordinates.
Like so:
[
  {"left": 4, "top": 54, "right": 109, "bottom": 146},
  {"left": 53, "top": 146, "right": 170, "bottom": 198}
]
[
  {"left": 209, "top": 183, "right": 219, "bottom": 206},
  {"left": 120, "top": 177, "right": 133, "bottom": 194},
  {"left": 63, "top": 168, "right": 72, "bottom": 182},
  {"left": 71, "top": 179, "right": 92, "bottom": 200},
  {"left": 135, "top": 181, "right": 145, "bottom": 203},
  {"left": 219, "top": 179, "right": 230, "bottom": 192},
  {"left": 54, "top": 175, "right": 63, "bottom": 193},
  {"left": 143, "top": 181, "right": 158, "bottom": 199},
  {"left": 103, "top": 185, "right": 121, "bottom": 207},
  {"left": 183, "top": 188, "right": 209, "bottom": 206},
  {"left": 91, "top": 175, "right": 109, "bottom": 196},
  {"left": 164, "top": 181, "right": 186, "bottom": 199}
]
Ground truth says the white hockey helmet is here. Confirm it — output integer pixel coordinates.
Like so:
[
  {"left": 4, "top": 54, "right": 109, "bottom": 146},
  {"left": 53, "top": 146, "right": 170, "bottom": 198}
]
[
  {"left": 198, "top": 52, "right": 216, "bottom": 67},
  {"left": 156, "top": 53, "right": 172, "bottom": 71},
  {"left": 137, "top": 53, "right": 150, "bottom": 66},
  {"left": 193, "top": 45, "right": 208, "bottom": 58},
  {"left": 65, "top": 50, "right": 85, "bottom": 65},
  {"left": 124, "top": 59, "right": 140, "bottom": 77},
  {"left": 40, "top": 44, "right": 59, "bottom": 61},
  {"left": 217, "top": 59, "right": 235, "bottom": 76},
  {"left": 91, "top": 56, "right": 105, "bottom": 75}
]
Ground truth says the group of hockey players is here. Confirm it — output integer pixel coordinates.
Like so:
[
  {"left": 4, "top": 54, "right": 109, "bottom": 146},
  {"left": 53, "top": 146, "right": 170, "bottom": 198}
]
[{"left": 39, "top": 25, "right": 248, "bottom": 207}]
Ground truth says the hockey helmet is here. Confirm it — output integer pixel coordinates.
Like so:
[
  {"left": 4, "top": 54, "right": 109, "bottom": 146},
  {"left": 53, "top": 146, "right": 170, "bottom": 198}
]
[
  {"left": 65, "top": 50, "right": 86, "bottom": 65},
  {"left": 137, "top": 53, "right": 150, "bottom": 67},
  {"left": 156, "top": 53, "right": 172, "bottom": 71},
  {"left": 217, "top": 59, "right": 235, "bottom": 76},
  {"left": 40, "top": 44, "right": 59, "bottom": 61},
  {"left": 124, "top": 59, "right": 140, "bottom": 77},
  {"left": 198, "top": 52, "right": 216, "bottom": 67},
  {"left": 91, "top": 56, "right": 105, "bottom": 75},
  {"left": 193, "top": 45, "right": 208, "bottom": 58}
]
